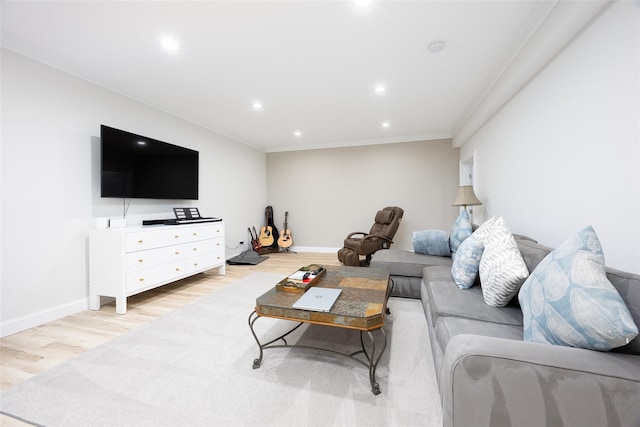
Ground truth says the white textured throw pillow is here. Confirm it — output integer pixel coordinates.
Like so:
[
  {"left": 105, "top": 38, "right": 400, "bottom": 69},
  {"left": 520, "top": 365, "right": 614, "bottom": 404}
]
[
  {"left": 471, "top": 217, "right": 496, "bottom": 241},
  {"left": 475, "top": 217, "right": 529, "bottom": 307}
]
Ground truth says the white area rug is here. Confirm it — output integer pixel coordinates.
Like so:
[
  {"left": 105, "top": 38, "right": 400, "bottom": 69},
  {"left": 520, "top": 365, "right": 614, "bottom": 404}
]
[{"left": 1, "top": 273, "right": 442, "bottom": 426}]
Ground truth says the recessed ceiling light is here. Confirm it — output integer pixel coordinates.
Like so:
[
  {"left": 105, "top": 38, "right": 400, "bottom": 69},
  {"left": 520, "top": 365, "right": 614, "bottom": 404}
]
[
  {"left": 428, "top": 40, "right": 446, "bottom": 54},
  {"left": 161, "top": 36, "right": 180, "bottom": 52},
  {"left": 374, "top": 85, "right": 386, "bottom": 94},
  {"left": 382, "top": 121, "right": 390, "bottom": 128},
  {"left": 252, "top": 102, "right": 263, "bottom": 110},
  {"left": 293, "top": 131, "right": 302, "bottom": 137},
  {"left": 354, "top": 0, "right": 372, "bottom": 7}
]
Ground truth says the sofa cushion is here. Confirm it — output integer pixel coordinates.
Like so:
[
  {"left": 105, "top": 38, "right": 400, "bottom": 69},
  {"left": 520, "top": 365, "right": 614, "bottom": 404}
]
[
  {"left": 424, "top": 264, "right": 458, "bottom": 282},
  {"left": 474, "top": 217, "right": 529, "bottom": 307},
  {"left": 370, "top": 249, "right": 452, "bottom": 278},
  {"left": 412, "top": 230, "right": 450, "bottom": 256},
  {"left": 451, "top": 235, "right": 484, "bottom": 289},
  {"left": 434, "top": 317, "right": 523, "bottom": 358},
  {"left": 423, "top": 267, "right": 523, "bottom": 327},
  {"left": 449, "top": 209, "right": 473, "bottom": 254},
  {"left": 519, "top": 226, "right": 638, "bottom": 351},
  {"left": 607, "top": 268, "right": 640, "bottom": 355}
]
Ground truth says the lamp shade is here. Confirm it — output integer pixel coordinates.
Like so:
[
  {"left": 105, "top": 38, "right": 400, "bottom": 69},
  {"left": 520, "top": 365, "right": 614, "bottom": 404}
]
[{"left": 452, "top": 185, "right": 482, "bottom": 207}]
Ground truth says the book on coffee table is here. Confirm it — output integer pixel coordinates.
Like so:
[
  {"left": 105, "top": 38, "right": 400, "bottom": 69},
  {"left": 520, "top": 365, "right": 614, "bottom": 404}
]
[{"left": 276, "top": 264, "right": 326, "bottom": 291}]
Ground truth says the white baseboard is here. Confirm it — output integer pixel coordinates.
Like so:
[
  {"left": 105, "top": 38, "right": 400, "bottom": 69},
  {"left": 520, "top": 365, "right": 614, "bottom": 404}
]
[{"left": 0, "top": 298, "right": 88, "bottom": 338}]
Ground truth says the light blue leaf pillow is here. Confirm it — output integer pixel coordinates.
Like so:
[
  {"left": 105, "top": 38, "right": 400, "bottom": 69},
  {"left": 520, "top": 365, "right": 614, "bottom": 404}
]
[
  {"left": 450, "top": 209, "right": 472, "bottom": 254},
  {"left": 412, "top": 230, "right": 450, "bottom": 257},
  {"left": 451, "top": 235, "right": 484, "bottom": 289},
  {"left": 518, "top": 226, "right": 638, "bottom": 351}
]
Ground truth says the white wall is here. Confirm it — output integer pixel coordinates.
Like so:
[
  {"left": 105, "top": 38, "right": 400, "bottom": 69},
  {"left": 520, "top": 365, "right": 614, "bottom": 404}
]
[
  {"left": 1, "top": 50, "right": 267, "bottom": 333},
  {"left": 460, "top": 1, "right": 639, "bottom": 274},
  {"left": 267, "top": 139, "right": 460, "bottom": 251}
]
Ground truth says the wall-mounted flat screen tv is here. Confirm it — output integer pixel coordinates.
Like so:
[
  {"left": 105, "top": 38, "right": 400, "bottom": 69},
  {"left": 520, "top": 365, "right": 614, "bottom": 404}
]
[{"left": 101, "top": 125, "right": 199, "bottom": 200}]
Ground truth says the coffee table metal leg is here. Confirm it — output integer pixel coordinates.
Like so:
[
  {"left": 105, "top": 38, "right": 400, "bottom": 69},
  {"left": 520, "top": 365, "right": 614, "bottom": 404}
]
[
  {"left": 359, "top": 328, "right": 387, "bottom": 395},
  {"left": 248, "top": 310, "right": 304, "bottom": 369},
  {"left": 248, "top": 311, "right": 264, "bottom": 369}
]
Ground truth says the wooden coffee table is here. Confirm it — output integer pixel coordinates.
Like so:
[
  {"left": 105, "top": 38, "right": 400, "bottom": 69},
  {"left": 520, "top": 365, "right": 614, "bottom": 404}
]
[{"left": 248, "top": 266, "right": 392, "bottom": 395}]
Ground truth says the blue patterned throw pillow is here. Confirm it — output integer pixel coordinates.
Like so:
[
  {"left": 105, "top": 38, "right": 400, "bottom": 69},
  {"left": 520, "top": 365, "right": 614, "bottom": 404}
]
[
  {"left": 518, "top": 226, "right": 638, "bottom": 351},
  {"left": 451, "top": 236, "right": 484, "bottom": 289},
  {"left": 450, "top": 209, "right": 473, "bottom": 254},
  {"left": 412, "top": 230, "right": 450, "bottom": 257}
]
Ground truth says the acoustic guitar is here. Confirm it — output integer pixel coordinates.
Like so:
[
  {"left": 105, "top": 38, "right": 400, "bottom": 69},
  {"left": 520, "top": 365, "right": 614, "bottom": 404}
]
[
  {"left": 259, "top": 208, "right": 274, "bottom": 246},
  {"left": 277, "top": 211, "right": 293, "bottom": 249}
]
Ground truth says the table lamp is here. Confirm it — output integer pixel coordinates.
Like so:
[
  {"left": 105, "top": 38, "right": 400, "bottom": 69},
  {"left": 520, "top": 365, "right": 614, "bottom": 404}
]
[{"left": 452, "top": 185, "right": 482, "bottom": 210}]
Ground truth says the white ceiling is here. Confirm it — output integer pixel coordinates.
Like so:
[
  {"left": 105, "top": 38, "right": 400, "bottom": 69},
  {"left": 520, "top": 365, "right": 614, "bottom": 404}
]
[{"left": 2, "top": 1, "right": 559, "bottom": 152}]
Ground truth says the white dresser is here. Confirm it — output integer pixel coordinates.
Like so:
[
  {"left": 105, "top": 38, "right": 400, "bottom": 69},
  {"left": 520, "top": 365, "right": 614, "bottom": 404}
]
[{"left": 89, "top": 221, "right": 225, "bottom": 314}]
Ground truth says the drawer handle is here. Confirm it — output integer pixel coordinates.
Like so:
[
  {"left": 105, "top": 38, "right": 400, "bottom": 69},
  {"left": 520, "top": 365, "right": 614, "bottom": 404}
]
[
  {"left": 193, "top": 248, "right": 197, "bottom": 251},
  {"left": 175, "top": 251, "right": 180, "bottom": 255},
  {"left": 193, "top": 232, "right": 197, "bottom": 236},
  {"left": 176, "top": 267, "right": 180, "bottom": 272},
  {"left": 175, "top": 235, "right": 180, "bottom": 239},
  {"left": 139, "top": 278, "right": 144, "bottom": 282},
  {"left": 216, "top": 242, "right": 220, "bottom": 246},
  {"left": 217, "top": 256, "right": 221, "bottom": 260},
  {"left": 138, "top": 259, "right": 144, "bottom": 263},
  {"left": 193, "top": 262, "right": 198, "bottom": 267},
  {"left": 138, "top": 240, "right": 143, "bottom": 244}
]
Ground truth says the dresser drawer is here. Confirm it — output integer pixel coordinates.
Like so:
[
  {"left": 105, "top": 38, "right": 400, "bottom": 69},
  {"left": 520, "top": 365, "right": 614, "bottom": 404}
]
[
  {"left": 126, "top": 261, "right": 186, "bottom": 293},
  {"left": 184, "top": 238, "right": 223, "bottom": 256},
  {"left": 185, "top": 252, "right": 224, "bottom": 274},
  {"left": 125, "top": 229, "right": 185, "bottom": 252},
  {"left": 184, "top": 225, "right": 224, "bottom": 242},
  {"left": 124, "top": 245, "right": 187, "bottom": 272}
]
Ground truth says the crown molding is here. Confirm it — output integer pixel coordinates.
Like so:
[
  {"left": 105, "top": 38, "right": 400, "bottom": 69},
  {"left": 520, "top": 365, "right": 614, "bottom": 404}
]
[{"left": 452, "top": 1, "right": 613, "bottom": 148}]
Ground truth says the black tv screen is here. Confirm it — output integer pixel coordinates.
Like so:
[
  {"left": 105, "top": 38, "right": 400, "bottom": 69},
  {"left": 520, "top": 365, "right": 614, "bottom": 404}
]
[{"left": 101, "top": 125, "right": 199, "bottom": 200}]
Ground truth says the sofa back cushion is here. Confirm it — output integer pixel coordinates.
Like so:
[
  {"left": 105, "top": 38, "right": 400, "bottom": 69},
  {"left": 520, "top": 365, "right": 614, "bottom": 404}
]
[
  {"left": 607, "top": 267, "right": 640, "bottom": 355},
  {"left": 370, "top": 249, "right": 452, "bottom": 278},
  {"left": 516, "top": 238, "right": 553, "bottom": 272}
]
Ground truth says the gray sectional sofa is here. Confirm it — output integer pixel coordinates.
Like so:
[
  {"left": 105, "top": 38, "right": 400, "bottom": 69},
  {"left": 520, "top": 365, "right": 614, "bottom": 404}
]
[{"left": 371, "top": 236, "right": 640, "bottom": 427}]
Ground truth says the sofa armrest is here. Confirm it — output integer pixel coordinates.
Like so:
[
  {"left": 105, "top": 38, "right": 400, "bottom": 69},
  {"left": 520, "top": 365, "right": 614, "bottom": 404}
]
[{"left": 441, "top": 334, "right": 640, "bottom": 427}]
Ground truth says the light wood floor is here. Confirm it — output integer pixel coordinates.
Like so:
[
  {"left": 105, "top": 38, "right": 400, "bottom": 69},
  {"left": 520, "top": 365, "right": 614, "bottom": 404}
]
[{"left": 0, "top": 252, "right": 341, "bottom": 426}]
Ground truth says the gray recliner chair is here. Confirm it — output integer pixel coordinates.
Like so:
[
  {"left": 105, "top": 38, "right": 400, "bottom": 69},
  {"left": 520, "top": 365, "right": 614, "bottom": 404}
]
[{"left": 337, "top": 206, "right": 404, "bottom": 266}]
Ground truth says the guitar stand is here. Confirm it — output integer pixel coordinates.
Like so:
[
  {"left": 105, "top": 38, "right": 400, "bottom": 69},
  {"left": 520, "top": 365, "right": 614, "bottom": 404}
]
[{"left": 280, "top": 247, "right": 296, "bottom": 254}]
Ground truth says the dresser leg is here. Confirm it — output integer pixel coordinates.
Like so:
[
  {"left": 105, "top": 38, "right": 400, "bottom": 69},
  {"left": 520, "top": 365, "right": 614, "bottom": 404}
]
[
  {"left": 89, "top": 295, "right": 100, "bottom": 311},
  {"left": 115, "top": 297, "right": 127, "bottom": 315}
]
